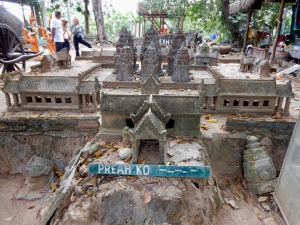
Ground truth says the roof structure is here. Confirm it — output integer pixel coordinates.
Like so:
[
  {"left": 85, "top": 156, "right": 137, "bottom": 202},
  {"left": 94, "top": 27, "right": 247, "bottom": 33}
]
[
  {"left": 229, "top": 0, "right": 296, "bottom": 14},
  {"left": 130, "top": 107, "right": 167, "bottom": 141},
  {"left": 3, "top": 76, "right": 99, "bottom": 95},
  {"left": 218, "top": 79, "right": 278, "bottom": 96}
]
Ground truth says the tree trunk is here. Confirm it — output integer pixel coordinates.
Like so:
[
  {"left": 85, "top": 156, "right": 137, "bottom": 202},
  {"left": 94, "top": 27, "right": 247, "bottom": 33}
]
[
  {"left": 91, "top": 0, "right": 107, "bottom": 41},
  {"left": 84, "top": 0, "right": 90, "bottom": 34},
  {"left": 270, "top": 0, "right": 285, "bottom": 64},
  {"left": 221, "top": 0, "right": 240, "bottom": 41},
  {"left": 34, "top": 5, "right": 43, "bottom": 37}
]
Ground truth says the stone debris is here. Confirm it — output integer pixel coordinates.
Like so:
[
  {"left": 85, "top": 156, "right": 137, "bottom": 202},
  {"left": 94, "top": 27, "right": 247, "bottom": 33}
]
[
  {"left": 118, "top": 147, "right": 133, "bottom": 160},
  {"left": 16, "top": 156, "right": 54, "bottom": 200}
]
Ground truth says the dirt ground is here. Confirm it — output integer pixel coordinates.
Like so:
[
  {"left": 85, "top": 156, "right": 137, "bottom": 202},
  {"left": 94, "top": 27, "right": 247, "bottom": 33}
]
[{"left": 0, "top": 174, "right": 49, "bottom": 225}]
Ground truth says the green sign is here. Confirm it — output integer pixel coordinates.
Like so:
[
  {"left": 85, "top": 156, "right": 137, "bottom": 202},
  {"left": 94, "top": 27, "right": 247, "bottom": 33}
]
[{"left": 88, "top": 163, "right": 210, "bottom": 178}]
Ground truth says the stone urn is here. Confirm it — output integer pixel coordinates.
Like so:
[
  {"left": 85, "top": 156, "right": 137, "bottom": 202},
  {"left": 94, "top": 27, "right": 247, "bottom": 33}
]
[
  {"left": 243, "top": 136, "right": 277, "bottom": 194},
  {"left": 218, "top": 44, "right": 231, "bottom": 55},
  {"left": 274, "top": 50, "right": 290, "bottom": 61}
]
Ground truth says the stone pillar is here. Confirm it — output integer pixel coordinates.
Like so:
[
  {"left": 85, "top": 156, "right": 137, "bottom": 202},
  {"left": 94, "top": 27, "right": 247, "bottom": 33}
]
[
  {"left": 159, "top": 140, "right": 166, "bottom": 164},
  {"left": 284, "top": 97, "right": 291, "bottom": 112},
  {"left": 81, "top": 94, "right": 87, "bottom": 111},
  {"left": 96, "top": 91, "right": 100, "bottom": 104},
  {"left": 13, "top": 94, "right": 19, "bottom": 107},
  {"left": 276, "top": 97, "right": 284, "bottom": 112},
  {"left": 131, "top": 139, "right": 139, "bottom": 164},
  {"left": 5, "top": 93, "right": 11, "bottom": 107},
  {"left": 207, "top": 96, "right": 212, "bottom": 111},
  {"left": 92, "top": 93, "right": 97, "bottom": 112}
]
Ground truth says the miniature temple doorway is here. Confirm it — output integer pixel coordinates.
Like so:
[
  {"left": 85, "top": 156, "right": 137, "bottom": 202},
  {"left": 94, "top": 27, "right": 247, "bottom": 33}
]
[
  {"left": 129, "top": 97, "right": 170, "bottom": 165},
  {"left": 139, "top": 139, "right": 160, "bottom": 164}
]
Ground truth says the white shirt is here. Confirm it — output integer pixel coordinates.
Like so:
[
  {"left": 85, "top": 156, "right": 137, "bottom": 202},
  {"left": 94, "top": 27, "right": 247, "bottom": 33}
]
[{"left": 51, "top": 18, "right": 64, "bottom": 42}]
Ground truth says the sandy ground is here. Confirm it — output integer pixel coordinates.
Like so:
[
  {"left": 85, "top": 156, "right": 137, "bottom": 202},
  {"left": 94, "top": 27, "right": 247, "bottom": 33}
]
[{"left": 0, "top": 174, "right": 50, "bottom": 225}]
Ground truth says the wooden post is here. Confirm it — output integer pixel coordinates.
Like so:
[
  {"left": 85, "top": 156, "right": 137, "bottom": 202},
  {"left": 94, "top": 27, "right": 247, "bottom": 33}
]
[
  {"left": 242, "top": 7, "right": 253, "bottom": 52},
  {"left": 270, "top": 0, "right": 286, "bottom": 64}
]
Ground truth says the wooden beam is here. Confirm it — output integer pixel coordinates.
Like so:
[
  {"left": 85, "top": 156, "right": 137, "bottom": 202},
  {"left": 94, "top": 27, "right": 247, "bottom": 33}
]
[
  {"left": 243, "top": 7, "right": 253, "bottom": 52},
  {"left": 270, "top": 0, "right": 285, "bottom": 64}
]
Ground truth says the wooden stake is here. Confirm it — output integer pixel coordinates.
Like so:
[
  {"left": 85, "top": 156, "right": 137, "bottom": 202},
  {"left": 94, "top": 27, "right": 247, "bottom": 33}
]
[{"left": 270, "top": 0, "right": 286, "bottom": 64}]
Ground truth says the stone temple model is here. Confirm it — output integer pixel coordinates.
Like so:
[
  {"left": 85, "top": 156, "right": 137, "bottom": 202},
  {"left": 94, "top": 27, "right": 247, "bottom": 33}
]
[
  {"left": 167, "top": 28, "right": 186, "bottom": 75},
  {"left": 141, "top": 41, "right": 160, "bottom": 81},
  {"left": 140, "top": 25, "right": 163, "bottom": 75},
  {"left": 243, "top": 136, "right": 277, "bottom": 194},
  {"left": 114, "top": 27, "right": 136, "bottom": 80},
  {"left": 172, "top": 42, "right": 191, "bottom": 82}
]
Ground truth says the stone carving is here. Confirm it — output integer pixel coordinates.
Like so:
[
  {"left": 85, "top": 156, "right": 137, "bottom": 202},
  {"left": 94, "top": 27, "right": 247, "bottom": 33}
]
[
  {"left": 2, "top": 75, "right": 101, "bottom": 112},
  {"left": 141, "top": 25, "right": 163, "bottom": 75},
  {"left": 240, "top": 47, "right": 271, "bottom": 76},
  {"left": 141, "top": 74, "right": 161, "bottom": 94},
  {"left": 194, "top": 42, "right": 218, "bottom": 66},
  {"left": 115, "top": 43, "right": 134, "bottom": 81},
  {"left": 167, "top": 28, "right": 186, "bottom": 75},
  {"left": 243, "top": 136, "right": 277, "bottom": 194},
  {"left": 16, "top": 156, "right": 54, "bottom": 200},
  {"left": 114, "top": 27, "right": 136, "bottom": 79},
  {"left": 199, "top": 78, "right": 292, "bottom": 115},
  {"left": 141, "top": 41, "right": 160, "bottom": 81},
  {"left": 40, "top": 48, "right": 71, "bottom": 72},
  {"left": 129, "top": 100, "right": 171, "bottom": 164},
  {"left": 172, "top": 42, "right": 190, "bottom": 83}
]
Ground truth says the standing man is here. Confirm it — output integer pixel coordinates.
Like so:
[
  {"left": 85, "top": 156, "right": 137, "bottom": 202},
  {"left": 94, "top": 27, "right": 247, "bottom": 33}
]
[
  {"left": 71, "top": 17, "right": 92, "bottom": 57},
  {"left": 51, "top": 11, "right": 64, "bottom": 52}
]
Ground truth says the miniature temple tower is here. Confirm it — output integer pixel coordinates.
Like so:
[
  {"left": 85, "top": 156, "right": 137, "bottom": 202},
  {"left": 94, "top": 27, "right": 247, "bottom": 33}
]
[
  {"left": 141, "top": 41, "right": 160, "bottom": 81},
  {"left": 140, "top": 26, "right": 163, "bottom": 75},
  {"left": 172, "top": 42, "right": 191, "bottom": 82},
  {"left": 115, "top": 43, "right": 135, "bottom": 81},
  {"left": 114, "top": 27, "right": 136, "bottom": 80},
  {"left": 167, "top": 29, "right": 186, "bottom": 75}
]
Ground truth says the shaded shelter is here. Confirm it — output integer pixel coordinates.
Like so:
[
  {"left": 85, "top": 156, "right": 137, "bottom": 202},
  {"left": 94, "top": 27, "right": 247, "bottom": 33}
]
[{"left": 229, "top": 0, "right": 295, "bottom": 63}]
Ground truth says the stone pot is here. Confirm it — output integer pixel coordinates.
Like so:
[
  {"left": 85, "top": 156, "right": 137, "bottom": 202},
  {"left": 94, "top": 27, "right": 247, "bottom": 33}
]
[
  {"left": 218, "top": 45, "right": 231, "bottom": 55},
  {"left": 274, "top": 51, "right": 290, "bottom": 61}
]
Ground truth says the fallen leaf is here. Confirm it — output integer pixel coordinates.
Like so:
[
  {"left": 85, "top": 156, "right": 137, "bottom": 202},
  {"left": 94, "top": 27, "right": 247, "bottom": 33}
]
[
  {"left": 178, "top": 88, "right": 185, "bottom": 91},
  {"left": 55, "top": 171, "right": 64, "bottom": 177},
  {"left": 124, "top": 155, "right": 132, "bottom": 163},
  {"left": 126, "top": 176, "right": 138, "bottom": 181},
  {"left": 138, "top": 159, "right": 146, "bottom": 164},
  {"left": 28, "top": 205, "right": 35, "bottom": 209},
  {"left": 143, "top": 191, "right": 151, "bottom": 204},
  {"left": 5, "top": 216, "right": 14, "bottom": 222},
  {"left": 118, "top": 182, "right": 126, "bottom": 188},
  {"left": 242, "top": 179, "right": 248, "bottom": 189},
  {"left": 258, "top": 196, "right": 268, "bottom": 202},
  {"left": 206, "top": 119, "right": 217, "bottom": 123},
  {"left": 200, "top": 124, "right": 208, "bottom": 130},
  {"left": 166, "top": 161, "right": 171, "bottom": 165}
]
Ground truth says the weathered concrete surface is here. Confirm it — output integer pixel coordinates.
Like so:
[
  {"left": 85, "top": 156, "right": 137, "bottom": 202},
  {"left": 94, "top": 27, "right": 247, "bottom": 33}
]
[
  {"left": 0, "top": 117, "right": 99, "bottom": 175},
  {"left": 202, "top": 131, "right": 291, "bottom": 175},
  {"left": 0, "top": 117, "right": 99, "bottom": 133},
  {"left": 225, "top": 117, "right": 295, "bottom": 133}
]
